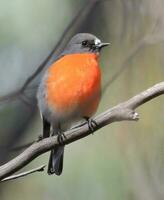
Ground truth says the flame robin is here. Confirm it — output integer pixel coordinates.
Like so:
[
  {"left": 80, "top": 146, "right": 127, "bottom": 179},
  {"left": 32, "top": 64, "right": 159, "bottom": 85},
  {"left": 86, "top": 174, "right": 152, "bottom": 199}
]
[{"left": 37, "top": 33, "right": 109, "bottom": 175}]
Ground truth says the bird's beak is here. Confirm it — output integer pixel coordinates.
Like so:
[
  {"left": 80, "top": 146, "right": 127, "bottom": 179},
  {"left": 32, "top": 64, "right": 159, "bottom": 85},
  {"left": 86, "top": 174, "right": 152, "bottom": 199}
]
[
  {"left": 96, "top": 42, "right": 110, "bottom": 50},
  {"left": 98, "top": 42, "right": 110, "bottom": 48}
]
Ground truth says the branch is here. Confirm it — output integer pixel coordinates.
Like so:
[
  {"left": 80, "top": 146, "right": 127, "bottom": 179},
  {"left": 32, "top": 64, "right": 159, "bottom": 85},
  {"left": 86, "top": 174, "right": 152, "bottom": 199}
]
[
  {"left": 0, "top": 82, "right": 164, "bottom": 181},
  {"left": 1, "top": 165, "right": 46, "bottom": 182}
]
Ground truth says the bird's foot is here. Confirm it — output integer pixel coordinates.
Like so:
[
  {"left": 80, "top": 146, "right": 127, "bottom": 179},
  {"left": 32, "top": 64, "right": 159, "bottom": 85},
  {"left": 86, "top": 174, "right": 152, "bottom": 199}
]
[
  {"left": 84, "top": 116, "right": 98, "bottom": 134},
  {"left": 57, "top": 130, "right": 67, "bottom": 145}
]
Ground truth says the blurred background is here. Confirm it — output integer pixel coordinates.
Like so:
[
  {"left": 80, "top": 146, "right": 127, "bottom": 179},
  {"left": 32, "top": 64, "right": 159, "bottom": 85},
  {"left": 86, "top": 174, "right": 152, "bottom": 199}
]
[{"left": 0, "top": 0, "right": 164, "bottom": 199}]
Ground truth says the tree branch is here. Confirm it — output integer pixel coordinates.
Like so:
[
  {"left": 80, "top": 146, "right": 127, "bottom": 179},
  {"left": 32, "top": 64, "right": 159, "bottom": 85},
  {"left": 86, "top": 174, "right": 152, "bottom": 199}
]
[
  {"left": 0, "top": 82, "right": 163, "bottom": 181},
  {"left": 1, "top": 165, "right": 46, "bottom": 182}
]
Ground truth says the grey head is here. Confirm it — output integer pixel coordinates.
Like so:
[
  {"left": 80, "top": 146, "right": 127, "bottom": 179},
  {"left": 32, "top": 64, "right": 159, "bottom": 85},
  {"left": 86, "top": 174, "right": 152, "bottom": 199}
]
[{"left": 61, "top": 33, "right": 109, "bottom": 56}]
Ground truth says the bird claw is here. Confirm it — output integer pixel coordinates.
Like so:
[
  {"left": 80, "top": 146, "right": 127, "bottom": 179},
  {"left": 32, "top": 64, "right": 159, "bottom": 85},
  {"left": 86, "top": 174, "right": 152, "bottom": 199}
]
[
  {"left": 57, "top": 131, "right": 66, "bottom": 145},
  {"left": 84, "top": 116, "right": 98, "bottom": 133}
]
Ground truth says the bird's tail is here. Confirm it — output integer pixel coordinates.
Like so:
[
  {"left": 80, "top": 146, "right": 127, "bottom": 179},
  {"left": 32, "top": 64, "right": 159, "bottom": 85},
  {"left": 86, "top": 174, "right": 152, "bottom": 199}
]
[{"left": 47, "top": 145, "right": 64, "bottom": 175}]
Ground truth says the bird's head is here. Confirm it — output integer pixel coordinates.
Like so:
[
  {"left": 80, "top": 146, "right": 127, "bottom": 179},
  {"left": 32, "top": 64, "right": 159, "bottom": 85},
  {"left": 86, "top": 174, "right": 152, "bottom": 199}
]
[{"left": 62, "top": 33, "right": 110, "bottom": 55}]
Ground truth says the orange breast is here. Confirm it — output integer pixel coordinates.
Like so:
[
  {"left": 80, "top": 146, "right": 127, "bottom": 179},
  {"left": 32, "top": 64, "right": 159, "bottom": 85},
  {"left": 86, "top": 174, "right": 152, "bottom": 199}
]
[{"left": 46, "top": 53, "right": 101, "bottom": 119}]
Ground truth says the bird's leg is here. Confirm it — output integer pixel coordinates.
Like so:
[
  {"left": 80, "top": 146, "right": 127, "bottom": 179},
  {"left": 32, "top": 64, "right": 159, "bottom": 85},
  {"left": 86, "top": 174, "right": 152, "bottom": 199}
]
[
  {"left": 57, "top": 123, "right": 67, "bottom": 145},
  {"left": 83, "top": 116, "right": 98, "bottom": 133}
]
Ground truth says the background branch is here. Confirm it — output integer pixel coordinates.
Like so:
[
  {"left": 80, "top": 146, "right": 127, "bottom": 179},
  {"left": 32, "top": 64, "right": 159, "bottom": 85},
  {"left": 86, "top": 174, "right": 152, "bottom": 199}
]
[
  {"left": 1, "top": 0, "right": 163, "bottom": 106},
  {"left": 0, "top": 82, "right": 163, "bottom": 181},
  {"left": 1, "top": 165, "right": 46, "bottom": 182},
  {"left": 0, "top": 0, "right": 100, "bottom": 105}
]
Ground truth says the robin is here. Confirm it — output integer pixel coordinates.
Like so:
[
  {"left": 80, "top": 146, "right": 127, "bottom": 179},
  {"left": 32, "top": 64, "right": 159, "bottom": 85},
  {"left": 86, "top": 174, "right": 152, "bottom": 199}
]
[{"left": 37, "top": 33, "right": 109, "bottom": 175}]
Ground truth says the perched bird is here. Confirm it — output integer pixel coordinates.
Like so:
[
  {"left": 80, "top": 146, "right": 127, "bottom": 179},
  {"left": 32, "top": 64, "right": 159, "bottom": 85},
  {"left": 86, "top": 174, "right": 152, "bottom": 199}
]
[{"left": 37, "top": 33, "right": 109, "bottom": 175}]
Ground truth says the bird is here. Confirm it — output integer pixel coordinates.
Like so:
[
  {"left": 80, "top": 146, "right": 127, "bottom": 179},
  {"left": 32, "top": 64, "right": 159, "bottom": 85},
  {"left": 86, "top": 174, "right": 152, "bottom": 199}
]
[{"left": 37, "top": 33, "right": 109, "bottom": 175}]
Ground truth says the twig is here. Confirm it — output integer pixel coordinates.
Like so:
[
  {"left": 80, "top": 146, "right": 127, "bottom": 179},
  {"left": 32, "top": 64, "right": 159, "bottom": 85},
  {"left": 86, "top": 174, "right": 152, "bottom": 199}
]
[
  {"left": 1, "top": 165, "right": 46, "bottom": 182},
  {"left": 0, "top": 82, "right": 163, "bottom": 180}
]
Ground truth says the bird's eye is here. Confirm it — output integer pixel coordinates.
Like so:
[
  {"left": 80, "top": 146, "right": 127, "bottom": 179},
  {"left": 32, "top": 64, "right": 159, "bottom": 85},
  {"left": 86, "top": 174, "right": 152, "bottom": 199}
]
[{"left": 82, "top": 40, "right": 88, "bottom": 46}]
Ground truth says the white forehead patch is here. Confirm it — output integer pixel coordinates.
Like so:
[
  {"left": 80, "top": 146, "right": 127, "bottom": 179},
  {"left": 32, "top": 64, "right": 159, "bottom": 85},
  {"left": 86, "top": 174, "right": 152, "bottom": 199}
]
[{"left": 94, "top": 38, "right": 101, "bottom": 45}]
